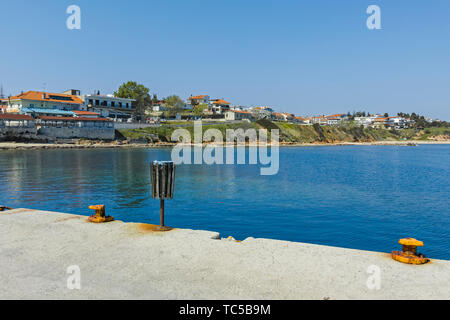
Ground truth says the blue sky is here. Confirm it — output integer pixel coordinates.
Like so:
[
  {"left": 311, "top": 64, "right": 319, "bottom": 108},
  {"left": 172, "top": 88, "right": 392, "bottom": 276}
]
[{"left": 1, "top": 0, "right": 449, "bottom": 120}]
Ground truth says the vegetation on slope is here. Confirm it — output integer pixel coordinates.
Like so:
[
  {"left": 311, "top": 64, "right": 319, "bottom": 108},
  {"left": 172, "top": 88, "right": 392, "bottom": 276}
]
[{"left": 119, "top": 120, "right": 450, "bottom": 143}]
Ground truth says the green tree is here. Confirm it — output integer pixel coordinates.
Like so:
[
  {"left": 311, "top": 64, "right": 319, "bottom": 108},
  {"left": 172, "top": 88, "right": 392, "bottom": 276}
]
[
  {"left": 163, "top": 95, "right": 185, "bottom": 118},
  {"left": 165, "top": 95, "right": 184, "bottom": 109},
  {"left": 193, "top": 103, "right": 208, "bottom": 116},
  {"left": 114, "top": 81, "right": 152, "bottom": 115}
]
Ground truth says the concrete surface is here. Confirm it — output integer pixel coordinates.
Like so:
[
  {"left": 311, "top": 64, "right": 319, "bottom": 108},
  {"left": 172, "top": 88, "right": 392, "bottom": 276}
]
[{"left": 1, "top": 208, "right": 449, "bottom": 300}]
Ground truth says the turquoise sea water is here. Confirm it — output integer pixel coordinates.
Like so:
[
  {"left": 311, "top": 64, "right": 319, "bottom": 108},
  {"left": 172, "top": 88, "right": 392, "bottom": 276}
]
[{"left": 1, "top": 145, "right": 449, "bottom": 259}]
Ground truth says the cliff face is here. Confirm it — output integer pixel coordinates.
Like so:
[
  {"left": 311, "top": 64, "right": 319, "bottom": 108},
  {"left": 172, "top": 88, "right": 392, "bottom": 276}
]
[
  {"left": 119, "top": 120, "right": 450, "bottom": 144},
  {"left": 268, "top": 122, "right": 392, "bottom": 144}
]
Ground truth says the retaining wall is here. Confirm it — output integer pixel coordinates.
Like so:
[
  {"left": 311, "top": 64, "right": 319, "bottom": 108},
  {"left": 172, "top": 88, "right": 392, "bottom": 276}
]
[
  {"left": 0, "top": 126, "right": 37, "bottom": 140},
  {"left": 114, "top": 123, "right": 160, "bottom": 130},
  {"left": 39, "top": 127, "right": 115, "bottom": 140}
]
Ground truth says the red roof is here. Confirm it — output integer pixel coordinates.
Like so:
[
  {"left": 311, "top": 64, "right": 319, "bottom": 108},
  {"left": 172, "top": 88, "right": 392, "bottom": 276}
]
[
  {"left": 189, "top": 95, "right": 208, "bottom": 100},
  {"left": 8, "top": 91, "right": 84, "bottom": 104},
  {"left": 212, "top": 99, "right": 231, "bottom": 105},
  {"left": 232, "top": 110, "right": 251, "bottom": 114},
  {"left": 0, "top": 113, "right": 33, "bottom": 121},
  {"left": 38, "top": 116, "right": 112, "bottom": 122},
  {"left": 73, "top": 110, "right": 100, "bottom": 116},
  {"left": 326, "top": 114, "right": 345, "bottom": 118}
]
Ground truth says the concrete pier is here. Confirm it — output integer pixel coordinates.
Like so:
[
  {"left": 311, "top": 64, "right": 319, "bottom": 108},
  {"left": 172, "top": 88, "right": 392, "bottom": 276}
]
[{"left": 1, "top": 208, "right": 449, "bottom": 300}]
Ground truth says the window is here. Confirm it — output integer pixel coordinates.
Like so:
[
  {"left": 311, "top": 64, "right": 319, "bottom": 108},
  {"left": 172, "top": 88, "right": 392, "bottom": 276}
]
[
  {"left": 95, "top": 100, "right": 100, "bottom": 106},
  {"left": 111, "top": 101, "right": 115, "bottom": 107},
  {"left": 49, "top": 95, "right": 73, "bottom": 101}
]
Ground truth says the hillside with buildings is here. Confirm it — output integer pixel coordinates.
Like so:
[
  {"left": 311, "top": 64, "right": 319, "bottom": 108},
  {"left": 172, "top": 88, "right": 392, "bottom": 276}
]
[{"left": 0, "top": 86, "right": 448, "bottom": 143}]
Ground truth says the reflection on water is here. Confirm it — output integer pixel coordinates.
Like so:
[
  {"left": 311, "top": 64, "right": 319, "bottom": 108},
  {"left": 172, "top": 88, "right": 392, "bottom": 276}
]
[{"left": 1, "top": 145, "right": 449, "bottom": 260}]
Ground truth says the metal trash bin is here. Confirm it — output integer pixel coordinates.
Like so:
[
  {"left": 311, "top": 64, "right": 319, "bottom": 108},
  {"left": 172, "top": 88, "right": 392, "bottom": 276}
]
[{"left": 150, "top": 161, "right": 175, "bottom": 229}]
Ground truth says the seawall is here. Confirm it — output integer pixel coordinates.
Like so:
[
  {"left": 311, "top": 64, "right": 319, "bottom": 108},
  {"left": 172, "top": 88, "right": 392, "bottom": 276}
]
[{"left": 1, "top": 208, "right": 449, "bottom": 299}]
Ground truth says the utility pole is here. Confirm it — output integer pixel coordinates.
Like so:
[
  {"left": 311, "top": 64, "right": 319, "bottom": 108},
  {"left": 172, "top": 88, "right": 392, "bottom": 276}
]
[{"left": 0, "top": 84, "right": 4, "bottom": 99}]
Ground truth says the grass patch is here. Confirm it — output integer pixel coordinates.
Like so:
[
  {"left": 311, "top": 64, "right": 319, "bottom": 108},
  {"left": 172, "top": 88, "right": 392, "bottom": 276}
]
[{"left": 119, "top": 120, "right": 447, "bottom": 143}]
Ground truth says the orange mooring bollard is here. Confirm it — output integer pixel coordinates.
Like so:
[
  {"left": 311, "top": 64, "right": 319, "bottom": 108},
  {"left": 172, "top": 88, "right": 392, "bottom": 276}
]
[
  {"left": 88, "top": 205, "right": 114, "bottom": 223},
  {"left": 391, "top": 238, "right": 430, "bottom": 265}
]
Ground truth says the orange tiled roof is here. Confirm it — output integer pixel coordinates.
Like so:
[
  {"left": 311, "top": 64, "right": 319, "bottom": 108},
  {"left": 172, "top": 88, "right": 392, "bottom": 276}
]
[
  {"left": 233, "top": 110, "right": 251, "bottom": 114},
  {"left": 0, "top": 113, "right": 33, "bottom": 120},
  {"left": 189, "top": 95, "right": 208, "bottom": 100},
  {"left": 212, "top": 99, "right": 230, "bottom": 105},
  {"left": 8, "top": 91, "right": 84, "bottom": 104},
  {"left": 374, "top": 117, "right": 388, "bottom": 122},
  {"left": 325, "top": 114, "right": 345, "bottom": 118},
  {"left": 73, "top": 110, "right": 100, "bottom": 116}
]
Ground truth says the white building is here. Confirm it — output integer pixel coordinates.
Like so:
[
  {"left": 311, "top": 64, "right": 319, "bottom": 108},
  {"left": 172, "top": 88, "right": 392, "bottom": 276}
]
[
  {"left": 186, "top": 95, "right": 210, "bottom": 108},
  {"left": 225, "top": 110, "right": 253, "bottom": 121},
  {"left": 5, "top": 91, "right": 85, "bottom": 114},
  {"left": 83, "top": 93, "right": 135, "bottom": 120},
  {"left": 210, "top": 99, "right": 231, "bottom": 114},
  {"left": 354, "top": 116, "right": 375, "bottom": 127},
  {"left": 327, "top": 117, "right": 341, "bottom": 125},
  {"left": 152, "top": 104, "right": 167, "bottom": 112},
  {"left": 386, "top": 117, "right": 411, "bottom": 129},
  {"left": 249, "top": 106, "right": 274, "bottom": 120}
]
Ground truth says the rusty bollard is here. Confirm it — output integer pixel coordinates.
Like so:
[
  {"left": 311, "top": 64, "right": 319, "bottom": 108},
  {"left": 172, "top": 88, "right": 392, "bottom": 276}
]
[
  {"left": 88, "top": 205, "right": 114, "bottom": 223},
  {"left": 391, "top": 238, "right": 429, "bottom": 265}
]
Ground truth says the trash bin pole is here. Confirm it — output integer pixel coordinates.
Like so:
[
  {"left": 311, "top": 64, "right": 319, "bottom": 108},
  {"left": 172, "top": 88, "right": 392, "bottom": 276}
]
[
  {"left": 160, "top": 198, "right": 165, "bottom": 227},
  {"left": 155, "top": 163, "right": 160, "bottom": 200}
]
